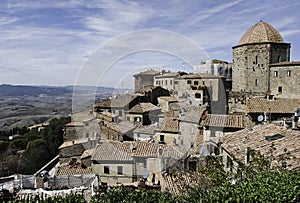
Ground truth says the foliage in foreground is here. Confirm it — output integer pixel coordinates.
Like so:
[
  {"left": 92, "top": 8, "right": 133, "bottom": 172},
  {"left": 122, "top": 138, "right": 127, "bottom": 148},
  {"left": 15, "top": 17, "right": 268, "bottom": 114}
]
[
  {"left": 90, "top": 187, "right": 175, "bottom": 203},
  {"left": 2, "top": 170, "right": 300, "bottom": 202},
  {"left": 179, "top": 170, "right": 300, "bottom": 203},
  {"left": 2, "top": 194, "right": 86, "bottom": 203}
]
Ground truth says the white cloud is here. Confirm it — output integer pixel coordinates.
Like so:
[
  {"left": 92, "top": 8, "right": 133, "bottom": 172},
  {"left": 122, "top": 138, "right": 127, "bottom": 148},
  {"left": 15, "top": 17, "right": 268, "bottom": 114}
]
[{"left": 1, "top": 0, "right": 300, "bottom": 86}]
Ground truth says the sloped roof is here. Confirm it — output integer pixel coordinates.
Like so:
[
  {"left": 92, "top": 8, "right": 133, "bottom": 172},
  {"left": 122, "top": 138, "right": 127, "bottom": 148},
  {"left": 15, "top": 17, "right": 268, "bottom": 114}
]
[
  {"left": 160, "top": 117, "right": 179, "bottom": 133},
  {"left": 95, "top": 99, "right": 111, "bottom": 108},
  {"left": 162, "top": 173, "right": 199, "bottom": 196},
  {"left": 111, "top": 94, "right": 139, "bottom": 108},
  {"left": 96, "top": 94, "right": 140, "bottom": 109},
  {"left": 59, "top": 139, "right": 90, "bottom": 149},
  {"left": 180, "top": 106, "right": 206, "bottom": 123},
  {"left": 246, "top": 98, "right": 300, "bottom": 113},
  {"left": 238, "top": 20, "right": 284, "bottom": 45},
  {"left": 133, "top": 125, "right": 159, "bottom": 135},
  {"left": 55, "top": 164, "right": 92, "bottom": 176},
  {"left": 128, "top": 103, "right": 160, "bottom": 114},
  {"left": 220, "top": 124, "right": 300, "bottom": 169},
  {"left": 201, "top": 114, "right": 254, "bottom": 128},
  {"left": 92, "top": 141, "right": 184, "bottom": 161},
  {"left": 81, "top": 148, "right": 94, "bottom": 159},
  {"left": 105, "top": 121, "right": 136, "bottom": 134}
]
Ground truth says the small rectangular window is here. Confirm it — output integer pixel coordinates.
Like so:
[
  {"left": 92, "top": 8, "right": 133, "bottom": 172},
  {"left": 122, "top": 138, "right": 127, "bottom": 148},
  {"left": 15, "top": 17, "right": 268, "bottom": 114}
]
[
  {"left": 194, "top": 81, "right": 199, "bottom": 85},
  {"left": 187, "top": 80, "right": 192, "bottom": 84},
  {"left": 104, "top": 166, "right": 110, "bottom": 174},
  {"left": 117, "top": 166, "right": 123, "bottom": 175},
  {"left": 255, "top": 79, "right": 258, "bottom": 86},
  {"left": 165, "top": 80, "right": 168, "bottom": 85},
  {"left": 195, "top": 93, "right": 201, "bottom": 98},
  {"left": 274, "top": 71, "right": 278, "bottom": 77},
  {"left": 287, "top": 70, "right": 291, "bottom": 77},
  {"left": 278, "top": 86, "right": 282, "bottom": 94},
  {"left": 160, "top": 135, "right": 164, "bottom": 142},
  {"left": 170, "top": 80, "right": 172, "bottom": 85}
]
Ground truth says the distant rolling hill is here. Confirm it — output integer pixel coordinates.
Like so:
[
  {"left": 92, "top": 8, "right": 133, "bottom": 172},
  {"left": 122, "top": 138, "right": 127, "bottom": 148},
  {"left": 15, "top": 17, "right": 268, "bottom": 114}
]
[
  {"left": 0, "top": 84, "right": 71, "bottom": 96},
  {"left": 0, "top": 84, "right": 132, "bottom": 131}
]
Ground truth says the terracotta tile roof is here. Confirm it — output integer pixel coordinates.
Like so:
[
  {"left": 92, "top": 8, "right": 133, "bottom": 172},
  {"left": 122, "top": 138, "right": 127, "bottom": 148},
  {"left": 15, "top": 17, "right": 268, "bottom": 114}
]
[
  {"left": 238, "top": 20, "right": 284, "bottom": 45},
  {"left": 220, "top": 124, "right": 300, "bottom": 169},
  {"left": 105, "top": 121, "right": 136, "bottom": 134},
  {"left": 246, "top": 98, "right": 300, "bottom": 113},
  {"left": 55, "top": 164, "right": 92, "bottom": 176},
  {"left": 161, "top": 173, "right": 198, "bottom": 196},
  {"left": 95, "top": 99, "right": 111, "bottom": 108},
  {"left": 111, "top": 94, "right": 139, "bottom": 108},
  {"left": 128, "top": 103, "right": 160, "bottom": 114},
  {"left": 133, "top": 125, "right": 159, "bottom": 135},
  {"left": 201, "top": 114, "right": 254, "bottom": 128},
  {"left": 96, "top": 94, "right": 140, "bottom": 109},
  {"left": 92, "top": 141, "right": 133, "bottom": 161},
  {"left": 180, "top": 106, "right": 206, "bottom": 123},
  {"left": 92, "top": 141, "right": 184, "bottom": 161},
  {"left": 160, "top": 118, "right": 179, "bottom": 133}
]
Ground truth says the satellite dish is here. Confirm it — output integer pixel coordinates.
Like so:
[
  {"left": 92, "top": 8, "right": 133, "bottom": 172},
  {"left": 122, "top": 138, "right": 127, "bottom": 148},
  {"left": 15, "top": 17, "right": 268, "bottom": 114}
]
[
  {"left": 142, "top": 168, "right": 149, "bottom": 179},
  {"left": 257, "top": 115, "right": 264, "bottom": 122}
]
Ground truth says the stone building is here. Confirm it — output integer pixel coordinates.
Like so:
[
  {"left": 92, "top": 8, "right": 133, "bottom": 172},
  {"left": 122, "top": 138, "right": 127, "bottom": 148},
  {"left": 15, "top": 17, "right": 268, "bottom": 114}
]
[
  {"left": 229, "top": 20, "right": 300, "bottom": 114},
  {"left": 269, "top": 61, "right": 300, "bottom": 99},
  {"left": 232, "top": 20, "right": 290, "bottom": 93},
  {"left": 133, "top": 70, "right": 160, "bottom": 92},
  {"left": 154, "top": 71, "right": 187, "bottom": 94},
  {"left": 194, "top": 59, "right": 232, "bottom": 91},
  {"left": 126, "top": 102, "right": 161, "bottom": 125},
  {"left": 91, "top": 140, "right": 183, "bottom": 185}
]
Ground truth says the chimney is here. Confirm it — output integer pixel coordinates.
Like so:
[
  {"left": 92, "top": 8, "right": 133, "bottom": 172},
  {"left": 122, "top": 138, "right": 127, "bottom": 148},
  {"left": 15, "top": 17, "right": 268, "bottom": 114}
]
[
  {"left": 157, "top": 148, "right": 163, "bottom": 158},
  {"left": 292, "top": 108, "right": 299, "bottom": 129}
]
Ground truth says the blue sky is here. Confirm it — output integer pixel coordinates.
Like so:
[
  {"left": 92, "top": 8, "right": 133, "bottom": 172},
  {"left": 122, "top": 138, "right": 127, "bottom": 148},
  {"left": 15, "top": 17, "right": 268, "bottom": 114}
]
[{"left": 1, "top": 0, "right": 300, "bottom": 88}]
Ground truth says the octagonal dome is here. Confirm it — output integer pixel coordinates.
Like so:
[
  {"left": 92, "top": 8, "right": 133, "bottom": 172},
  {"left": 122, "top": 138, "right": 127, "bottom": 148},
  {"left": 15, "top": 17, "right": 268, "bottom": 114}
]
[{"left": 238, "top": 20, "right": 284, "bottom": 45}]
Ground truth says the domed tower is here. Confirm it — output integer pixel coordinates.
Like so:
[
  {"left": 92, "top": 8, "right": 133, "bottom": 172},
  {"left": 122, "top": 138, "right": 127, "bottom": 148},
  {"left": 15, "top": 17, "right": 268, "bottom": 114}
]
[{"left": 232, "top": 20, "right": 290, "bottom": 93}]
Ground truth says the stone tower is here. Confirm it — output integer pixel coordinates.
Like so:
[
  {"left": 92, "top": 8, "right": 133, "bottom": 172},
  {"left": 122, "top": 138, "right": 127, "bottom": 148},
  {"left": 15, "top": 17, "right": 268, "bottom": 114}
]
[{"left": 232, "top": 20, "right": 290, "bottom": 93}]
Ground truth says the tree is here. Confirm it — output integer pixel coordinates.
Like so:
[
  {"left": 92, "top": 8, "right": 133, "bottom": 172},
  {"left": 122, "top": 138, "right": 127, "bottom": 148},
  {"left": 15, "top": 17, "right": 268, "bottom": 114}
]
[
  {"left": 42, "top": 117, "right": 70, "bottom": 157},
  {"left": 22, "top": 139, "right": 51, "bottom": 174}
]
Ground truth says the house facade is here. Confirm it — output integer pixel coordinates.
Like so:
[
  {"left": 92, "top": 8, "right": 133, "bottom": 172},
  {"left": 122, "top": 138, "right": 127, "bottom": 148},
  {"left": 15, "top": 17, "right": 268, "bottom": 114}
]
[{"left": 91, "top": 141, "right": 183, "bottom": 185}]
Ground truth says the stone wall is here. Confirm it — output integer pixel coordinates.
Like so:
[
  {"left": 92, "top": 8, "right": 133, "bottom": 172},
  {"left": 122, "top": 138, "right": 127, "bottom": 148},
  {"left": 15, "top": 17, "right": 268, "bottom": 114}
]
[
  {"left": 270, "top": 64, "right": 300, "bottom": 99},
  {"left": 232, "top": 42, "right": 290, "bottom": 93}
]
